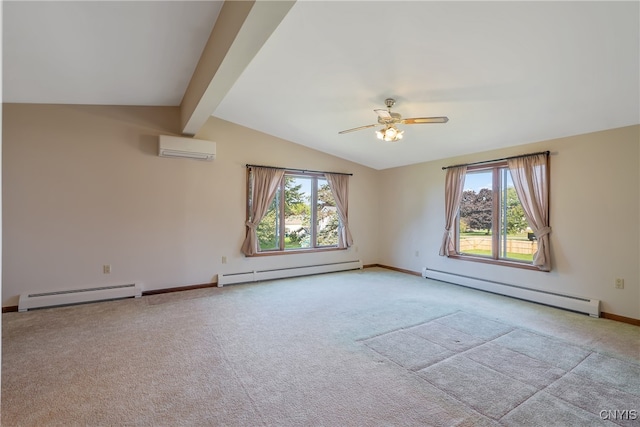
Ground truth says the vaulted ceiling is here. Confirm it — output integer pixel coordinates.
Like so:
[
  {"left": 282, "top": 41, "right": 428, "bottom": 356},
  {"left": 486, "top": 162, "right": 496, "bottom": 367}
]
[{"left": 4, "top": 1, "right": 639, "bottom": 169}]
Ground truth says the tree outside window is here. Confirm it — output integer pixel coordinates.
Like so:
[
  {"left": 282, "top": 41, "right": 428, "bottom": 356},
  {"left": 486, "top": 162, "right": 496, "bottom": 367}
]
[
  {"left": 254, "top": 172, "right": 339, "bottom": 253},
  {"left": 458, "top": 165, "right": 535, "bottom": 263}
]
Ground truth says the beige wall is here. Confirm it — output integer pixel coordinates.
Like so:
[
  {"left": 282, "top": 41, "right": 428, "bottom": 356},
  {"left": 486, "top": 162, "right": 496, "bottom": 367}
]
[
  {"left": 378, "top": 125, "right": 640, "bottom": 319},
  {"left": 3, "top": 103, "right": 638, "bottom": 319},
  {"left": 2, "top": 104, "right": 380, "bottom": 307}
]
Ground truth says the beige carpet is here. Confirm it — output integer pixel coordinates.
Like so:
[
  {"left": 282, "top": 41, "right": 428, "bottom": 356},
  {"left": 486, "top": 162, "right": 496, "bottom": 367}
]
[
  {"left": 361, "top": 311, "right": 639, "bottom": 426},
  {"left": 2, "top": 267, "right": 639, "bottom": 426}
]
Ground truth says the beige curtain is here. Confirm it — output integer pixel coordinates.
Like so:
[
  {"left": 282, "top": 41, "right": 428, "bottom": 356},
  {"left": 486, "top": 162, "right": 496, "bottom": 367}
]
[
  {"left": 325, "top": 173, "right": 353, "bottom": 248},
  {"left": 439, "top": 166, "right": 467, "bottom": 256},
  {"left": 508, "top": 153, "right": 551, "bottom": 271},
  {"left": 241, "top": 167, "right": 285, "bottom": 256}
]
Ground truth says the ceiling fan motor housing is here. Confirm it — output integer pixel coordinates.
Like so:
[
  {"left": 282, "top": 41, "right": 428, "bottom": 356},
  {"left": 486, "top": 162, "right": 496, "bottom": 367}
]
[{"left": 378, "top": 112, "right": 401, "bottom": 124}]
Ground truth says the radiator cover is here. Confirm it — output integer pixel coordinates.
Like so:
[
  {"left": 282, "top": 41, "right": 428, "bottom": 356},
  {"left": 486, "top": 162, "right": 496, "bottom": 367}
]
[
  {"left": 422, "top": 268, "right": 600, "bottom": 318},
  {"left": 18, "top": 283, "right": 142, "bottom": 312},
  {"left": 218, "top": 260, "right": 363, "bottom": 287}
]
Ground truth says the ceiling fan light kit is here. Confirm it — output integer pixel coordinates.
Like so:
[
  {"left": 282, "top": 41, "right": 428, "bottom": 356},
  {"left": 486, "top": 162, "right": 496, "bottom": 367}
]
[
  {"left": 339, "top": 98, "right": 448, "bottom": 142},
  {"left": 376, "top": 126, "right": 404, "bottom": 142}
]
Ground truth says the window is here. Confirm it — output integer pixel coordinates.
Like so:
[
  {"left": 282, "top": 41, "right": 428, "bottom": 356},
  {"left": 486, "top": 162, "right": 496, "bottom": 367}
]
[
  {"left": 251, "top": 171, "right": 340, "bottom": 253},
  {"left": 456, "top": 162, "right": 536, "bottom": 265}
]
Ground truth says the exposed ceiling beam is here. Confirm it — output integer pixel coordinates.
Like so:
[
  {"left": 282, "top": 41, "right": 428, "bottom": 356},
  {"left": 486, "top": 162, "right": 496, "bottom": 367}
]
[{"left": 180, "top": 0, "right": 295, "bottom": 136}]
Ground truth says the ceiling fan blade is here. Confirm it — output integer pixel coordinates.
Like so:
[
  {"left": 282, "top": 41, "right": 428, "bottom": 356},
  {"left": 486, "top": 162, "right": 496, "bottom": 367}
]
[
  {"left": 338, "top": 124, "right": 378, "bottom": 134},
  {"left": 374, "top": 109, "right": 392, "bottom": 120},
  {"left": 401, "top": 117, "right": 449, "bottom": 124}
]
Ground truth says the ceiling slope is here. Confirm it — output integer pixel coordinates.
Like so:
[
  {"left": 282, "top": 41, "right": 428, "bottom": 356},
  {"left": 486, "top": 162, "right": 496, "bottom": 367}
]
[
  {"left": 4, "top": 1, "right": 639, "bottom": 169},
  {"left": 213, "top": 1, "right": 640, "bottom": 169}
]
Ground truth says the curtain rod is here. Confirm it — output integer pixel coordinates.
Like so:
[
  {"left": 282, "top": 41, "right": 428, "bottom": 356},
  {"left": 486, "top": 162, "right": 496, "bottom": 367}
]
[
  {"left": 245, "top": 164, "right": 353, "bottom": 176},
  {"left": 441, "top": 150, "right": 550, "bottom": 170}
]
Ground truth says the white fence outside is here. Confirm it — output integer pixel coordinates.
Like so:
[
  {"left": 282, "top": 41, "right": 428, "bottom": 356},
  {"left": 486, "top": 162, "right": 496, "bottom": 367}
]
[{"left": 460, "top": 236, "right": 538, "bottom": 255}]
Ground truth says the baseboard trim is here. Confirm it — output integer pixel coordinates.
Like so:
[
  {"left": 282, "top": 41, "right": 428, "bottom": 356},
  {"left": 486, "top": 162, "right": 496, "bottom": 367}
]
[
  {"left": 141, "top": 282, "right": 217, "bottom": 296},
  {"left": 363, "top": 263, "right": 380, "bottom": 269},
  {"left": 601, "top": 312, "right": 640, "bottom": 326},
  {"left": 364, "top": 263, "right": 421, "bottom": 276},
  {"left": 3, "top": 306, "right": 18, "bottom": 313}
]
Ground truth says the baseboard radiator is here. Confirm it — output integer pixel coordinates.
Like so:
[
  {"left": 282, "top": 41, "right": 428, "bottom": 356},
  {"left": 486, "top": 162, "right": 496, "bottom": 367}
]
[
  {"left": 422, "top": 268, "right": 600, "bottom": 318},
  {"left": 18, "top": 283, "right": 142, "bottom": 312},
  {"left": 218, "top": 260, "right": 363, "bottom": 287}
]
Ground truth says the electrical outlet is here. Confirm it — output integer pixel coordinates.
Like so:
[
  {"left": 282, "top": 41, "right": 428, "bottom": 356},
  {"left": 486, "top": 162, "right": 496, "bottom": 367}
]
[
  {"left": 103, "top": 264, "right": 111, "bottom": 274},
  {"left": 415, "top": 250, "right": 420, "bottom": 257},
  {"left": 222, "top": 256, "right": 227, "bottom": 264},
  {"left": 615, "top": 278, "right": 624, "bottom": 289}
]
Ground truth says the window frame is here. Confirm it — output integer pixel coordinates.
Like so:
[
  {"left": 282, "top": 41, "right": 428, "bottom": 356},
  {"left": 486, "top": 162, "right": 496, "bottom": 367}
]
[
  {"left": 449, "top": 161, "right": 540, "bottom": 271},
  {"left": 246, "top": 169, "right": 343, "bottom": 257}
]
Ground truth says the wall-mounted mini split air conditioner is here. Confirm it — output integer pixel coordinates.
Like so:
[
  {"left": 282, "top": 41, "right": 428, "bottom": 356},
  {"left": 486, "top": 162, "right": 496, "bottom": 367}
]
[{"left": 158, "top": 135, "right": 216, "bottom": 161}]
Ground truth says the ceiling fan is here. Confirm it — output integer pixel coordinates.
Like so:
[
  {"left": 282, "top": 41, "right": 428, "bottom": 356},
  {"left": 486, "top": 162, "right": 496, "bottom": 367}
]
[{"left": 338, "top": 98, "right": 448, "bottom": 142}]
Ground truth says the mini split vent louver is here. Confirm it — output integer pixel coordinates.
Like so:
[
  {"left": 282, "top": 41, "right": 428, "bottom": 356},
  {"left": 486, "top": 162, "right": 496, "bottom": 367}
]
[{"left": 158, "top": 135, "right": 216, "bottom": 161}]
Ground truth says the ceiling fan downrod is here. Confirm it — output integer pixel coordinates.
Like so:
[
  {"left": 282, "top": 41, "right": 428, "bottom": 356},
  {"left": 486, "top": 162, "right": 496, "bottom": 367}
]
[{"left": 384, "top": 98, "right": 396, "bottom": 110}]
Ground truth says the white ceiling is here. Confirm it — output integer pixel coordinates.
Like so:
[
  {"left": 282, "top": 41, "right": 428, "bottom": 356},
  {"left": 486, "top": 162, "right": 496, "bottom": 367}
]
[
  {"left": 4, "top": 1, "right": 639, "bottom": 170},
  {"left": 3, "top": 1, "right": 223, "bottom": 106}
]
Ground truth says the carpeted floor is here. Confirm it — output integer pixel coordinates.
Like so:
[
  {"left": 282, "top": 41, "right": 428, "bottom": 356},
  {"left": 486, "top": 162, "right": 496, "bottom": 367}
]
[
  {"left": 2, "top": 267, "right": 639, "bottom": 426},
  {"left": 361, "top": 311, "right": 640, "bottom": 426}
]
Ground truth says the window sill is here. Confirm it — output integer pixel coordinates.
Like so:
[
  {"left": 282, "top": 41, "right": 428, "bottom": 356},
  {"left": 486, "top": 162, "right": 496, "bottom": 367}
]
[
  {"left": 247, "top": 247, "right": 346, "bottom": 257},
  {"left": 447, "top": 254, "right": 545, "bottom": 271}
]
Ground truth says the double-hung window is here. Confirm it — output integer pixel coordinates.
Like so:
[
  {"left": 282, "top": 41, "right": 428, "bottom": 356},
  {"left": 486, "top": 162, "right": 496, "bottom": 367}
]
[
  {"left": 456, "top": 162, "right": 536, "bottom": 265},
  {"left": 250, "top": 171, "right": 340, "bottom": 253}
]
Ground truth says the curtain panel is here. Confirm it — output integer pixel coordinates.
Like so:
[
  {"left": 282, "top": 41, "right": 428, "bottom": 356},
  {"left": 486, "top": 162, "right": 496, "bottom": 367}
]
[
  {"left": 439, "top": 165, "right": 467, "bottom": 256},
  {"left": 325, "top": 173, "right": 354, "bottom": 248},
  {"left": 507, "top": 153, "right": 551, "bottom": 271},
  {"left": 241, "top": 167, "right": 285, "bottom": 256}
]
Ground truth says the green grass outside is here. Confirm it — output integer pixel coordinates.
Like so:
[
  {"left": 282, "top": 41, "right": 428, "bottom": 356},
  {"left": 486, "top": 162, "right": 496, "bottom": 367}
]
[
  {"left": 263, "top": 237, "right": 331, "bottom": 250},
  {"left": 460, "top": 230, "right": 535, "bottom": 261},
  {"left": 462, "top": 249, "right": 533, "bottom": 261},
  {"left": 285, "top": 238, "right": 303, "bottom": 249},
  {"left": 460, "top": 231, "right": 531, "bottom": 241}
]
